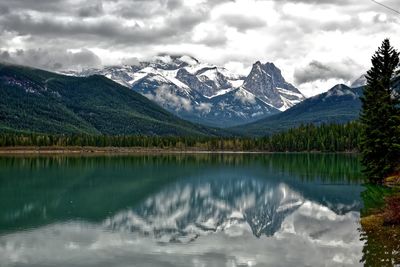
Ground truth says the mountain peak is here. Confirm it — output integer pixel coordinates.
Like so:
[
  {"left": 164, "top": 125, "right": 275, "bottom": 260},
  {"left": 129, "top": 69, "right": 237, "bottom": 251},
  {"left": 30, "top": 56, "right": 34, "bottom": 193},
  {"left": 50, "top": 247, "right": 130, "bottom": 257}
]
[
  {"left": 323, "top": 84, "right": 359, "bottom": 99},
  {"left": 264, "top": 62, "right": 277, "bottom": 68},
  {"left": 263, "top": 62, "right": 280, "bottom": 73},
  {"left": 350, "top": 74, "right": 367, "bottom": 88},
  {"left": 252, "top": 61, "right": 277, "bottom": 68},
  {"left": 332, "top": 83, "right": 348, "bottom": 89},
  {"left": 243, "top": 61, "right": 304, "bottom": 110}
]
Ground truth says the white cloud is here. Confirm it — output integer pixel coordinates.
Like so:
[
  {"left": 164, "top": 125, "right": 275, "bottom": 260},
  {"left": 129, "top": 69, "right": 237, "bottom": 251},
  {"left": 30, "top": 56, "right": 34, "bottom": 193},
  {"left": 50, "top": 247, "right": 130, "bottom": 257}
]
[
  {"left": 0, "top": 200, "right": 363, "bottom": 267},
  {"left": 195, "top": 102, "right": 213, "bottom": 113},
  {"left": 235, "top": 89, "right": 257, "bottom": 104},
  {"left": 145, "top": 85, "right": 193, "bottom": 112}
]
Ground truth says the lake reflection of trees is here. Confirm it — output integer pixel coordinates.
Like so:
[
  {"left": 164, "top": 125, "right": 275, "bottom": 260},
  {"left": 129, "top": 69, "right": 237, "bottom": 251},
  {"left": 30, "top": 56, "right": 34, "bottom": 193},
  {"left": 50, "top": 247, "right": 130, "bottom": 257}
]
[
  {"left": 0, "top": 153, "right": 363, "bottom": 235},
  {"left": 0, "top": 152, "right": 363, "bottom": 180}
]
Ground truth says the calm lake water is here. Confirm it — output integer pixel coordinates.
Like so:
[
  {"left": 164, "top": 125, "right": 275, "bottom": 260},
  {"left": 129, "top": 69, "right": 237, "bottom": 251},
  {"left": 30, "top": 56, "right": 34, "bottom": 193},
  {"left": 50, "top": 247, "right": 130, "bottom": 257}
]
[{"left": 0, "top": 153, "right": 366, "bottom": 267}]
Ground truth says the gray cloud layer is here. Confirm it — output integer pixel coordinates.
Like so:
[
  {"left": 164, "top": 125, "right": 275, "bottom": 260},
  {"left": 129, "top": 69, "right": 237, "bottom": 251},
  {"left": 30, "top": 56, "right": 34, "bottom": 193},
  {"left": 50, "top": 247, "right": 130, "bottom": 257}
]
[
  {"left": 0, "top": 0, "right": 399, "bottom": 93},
  {"left": 294, "top": 60, "right": 363, "bottom": 85},
  {"left": 0, "top": 48, "right": 102, "bottom": 71},
  {"left": 219, "top": 14, "right": 266, "bottom": 32},
  {"left": 294, "top": 60, "right": 352, "bottom": 84}
]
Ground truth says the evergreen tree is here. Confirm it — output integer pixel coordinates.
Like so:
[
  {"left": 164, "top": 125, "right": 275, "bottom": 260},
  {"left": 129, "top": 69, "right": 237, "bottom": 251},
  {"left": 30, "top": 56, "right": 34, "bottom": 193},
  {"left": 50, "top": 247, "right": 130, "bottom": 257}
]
[{"left": 360, "top": 39, "right": 400, "bottom": 183}]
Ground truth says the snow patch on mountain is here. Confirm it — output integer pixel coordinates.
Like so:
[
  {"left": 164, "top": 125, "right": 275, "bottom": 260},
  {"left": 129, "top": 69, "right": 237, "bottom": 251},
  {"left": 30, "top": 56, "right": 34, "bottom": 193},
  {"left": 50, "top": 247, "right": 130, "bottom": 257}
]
[
  {"left": 206, "top": 88, "right": 236, "bottom": 99},
  {"left": 324, "top": 84, "right": 359, "bottom": 100},
  {"left": 350, "top": 75, "right": 367, "bottom": 88}
]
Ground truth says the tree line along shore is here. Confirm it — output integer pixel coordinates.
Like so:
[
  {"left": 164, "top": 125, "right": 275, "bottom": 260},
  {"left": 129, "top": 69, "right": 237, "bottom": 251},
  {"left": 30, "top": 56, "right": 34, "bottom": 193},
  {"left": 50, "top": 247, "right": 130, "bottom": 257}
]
[{"left": 0, "top": 122, "right": 361, "bottom": 153}]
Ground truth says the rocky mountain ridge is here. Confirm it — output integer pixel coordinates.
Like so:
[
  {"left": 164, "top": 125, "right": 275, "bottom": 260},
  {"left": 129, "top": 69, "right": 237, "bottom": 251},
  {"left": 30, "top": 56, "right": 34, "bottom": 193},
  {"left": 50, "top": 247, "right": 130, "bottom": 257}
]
[{"left": 72, "top": 55, "right": 305, "bottom": 127}]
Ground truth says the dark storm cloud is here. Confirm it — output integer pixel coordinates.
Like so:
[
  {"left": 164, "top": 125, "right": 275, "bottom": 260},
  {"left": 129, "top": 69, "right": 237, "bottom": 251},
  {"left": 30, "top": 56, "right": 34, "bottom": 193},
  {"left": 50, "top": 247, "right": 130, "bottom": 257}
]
[
  {"left": 166, "top": 0, "right": 182, "bottom": 9},
  {"left": 0, "top": 0, "right": 70, "bottom": 13},
  {"left": 294, "top": 60, "right": 359, "bottom": 84},
  {"left": 78, "top": 3, "right": 104, "bottom": 17},
  {"left": 0, "top": 50, "right": 11, "bottom": 61},
  {"left": 0, "top": 48, "right": 102, "bottom": 71},
  {"left": 219, "top": 14, "right": 266, "bottom": 32},
  {"left": 0, "top": 0, "right": 240, "bottom": 65},
  {"left": 168, "top": 7, "right": 209, "bottom": 30},
  {"left": 0, "top": 0, "right": 210, "bottom": 48},
  {"left": 0, "top": 7, "right": 206, "bottom": 46},
  {"left": 108, "top": 0, "right": 226, "bottom": 19},
  {"left": 200, "top": 35, "right": 228, "bottom": 46},
  {"left": 110, "top": 0, "right": 182, "bottom": 18},
  {"left": 0, "top": 5, "right": 9, "bottom": 15}
]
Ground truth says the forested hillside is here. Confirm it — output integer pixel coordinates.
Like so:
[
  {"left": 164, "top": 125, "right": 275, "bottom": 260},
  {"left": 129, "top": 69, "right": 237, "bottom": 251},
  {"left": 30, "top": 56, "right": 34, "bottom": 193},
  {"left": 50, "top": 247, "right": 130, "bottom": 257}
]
[
  {"left": 232, "top": 84, "right": 363, "bottom": 136},
  {"left": 0, "top": 63, "right": 221, "bottom": 136},
  {"left": 0, "top": 122, "right": 362, "bottom": 152}
]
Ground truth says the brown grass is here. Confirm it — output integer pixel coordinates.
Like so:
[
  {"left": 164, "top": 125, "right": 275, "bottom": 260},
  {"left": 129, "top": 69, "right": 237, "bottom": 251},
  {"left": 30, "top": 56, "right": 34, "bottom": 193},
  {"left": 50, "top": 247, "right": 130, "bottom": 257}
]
[
  {"left": 385, "top": 172, "right": 400, "bottom": 188},
  {"left": 383, "top": 195, "right": 400, "bottom": 225}
]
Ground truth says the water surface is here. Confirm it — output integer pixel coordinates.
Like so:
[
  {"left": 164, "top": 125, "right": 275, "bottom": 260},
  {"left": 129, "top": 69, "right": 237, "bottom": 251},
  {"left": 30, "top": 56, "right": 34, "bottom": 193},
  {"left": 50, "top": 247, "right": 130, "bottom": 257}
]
[{"left": 0, "top": 154, "right": 365, "bottom": 266}]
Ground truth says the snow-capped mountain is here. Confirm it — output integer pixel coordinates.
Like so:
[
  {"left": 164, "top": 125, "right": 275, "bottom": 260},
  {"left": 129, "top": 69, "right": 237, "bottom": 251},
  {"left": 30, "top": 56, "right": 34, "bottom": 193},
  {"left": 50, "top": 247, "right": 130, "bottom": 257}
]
[
  {"left": 243, "top": 62, "right": 305, "bottom": 111},
  {"left": 72, "top": 55, "right": 304, "bottom": 127},
  {"left": 104, "top": 179, "right": 304, "bottom": 242},
  {"left": 232, "top": 84, "right": 364, "bottom": 135},
  {"left": 350, "top": 74, "right": 367, "bottom": 88},
  {"left": 323, "top": 84, "right": 361, "bottom": 99}
]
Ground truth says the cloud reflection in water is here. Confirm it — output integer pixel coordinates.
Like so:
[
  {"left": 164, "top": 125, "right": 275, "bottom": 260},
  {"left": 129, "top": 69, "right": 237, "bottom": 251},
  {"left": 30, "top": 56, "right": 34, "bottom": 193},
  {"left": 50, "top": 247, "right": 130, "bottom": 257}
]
[{"left": 0, "top": 174, "right": 363, "bottom": 267}]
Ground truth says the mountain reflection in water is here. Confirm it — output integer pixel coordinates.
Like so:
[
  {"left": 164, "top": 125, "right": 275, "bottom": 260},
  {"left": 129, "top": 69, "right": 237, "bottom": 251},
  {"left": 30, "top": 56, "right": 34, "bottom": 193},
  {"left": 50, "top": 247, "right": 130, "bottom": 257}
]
[
  {"left": 106, "top": 179, "right": 304, "bottom": 240},
  {"left": 0, "top": 154, "right": 365, "bottom": 267}
]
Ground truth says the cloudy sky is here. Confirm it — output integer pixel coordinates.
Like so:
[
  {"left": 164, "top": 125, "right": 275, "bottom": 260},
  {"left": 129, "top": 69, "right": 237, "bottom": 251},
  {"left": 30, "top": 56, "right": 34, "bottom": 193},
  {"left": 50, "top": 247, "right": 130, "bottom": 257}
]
[{"left": 0, "top": 0, "right": 399, "bottom": 96}]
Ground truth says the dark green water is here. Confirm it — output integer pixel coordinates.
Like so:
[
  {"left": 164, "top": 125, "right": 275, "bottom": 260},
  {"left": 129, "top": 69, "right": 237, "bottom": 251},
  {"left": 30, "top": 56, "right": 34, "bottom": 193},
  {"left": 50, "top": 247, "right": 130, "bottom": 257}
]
[{"left": 0, "top": 153, "right": 365, "bottom": 266}]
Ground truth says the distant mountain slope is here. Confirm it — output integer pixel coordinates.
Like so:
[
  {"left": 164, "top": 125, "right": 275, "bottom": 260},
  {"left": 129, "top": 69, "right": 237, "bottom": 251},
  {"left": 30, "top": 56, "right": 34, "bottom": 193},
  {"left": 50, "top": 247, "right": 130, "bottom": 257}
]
[
  {"left": 0, "top": 63, "right": 221, "bottom": 136},
  {"left": 72, "top": 55, "right": 304, "bottom": 127},
  {"left": 231, "top": 84, "right": 363, "bottom": 136},
  {"left": 351, "top": 74, "right": 367, "bottom": 88}
]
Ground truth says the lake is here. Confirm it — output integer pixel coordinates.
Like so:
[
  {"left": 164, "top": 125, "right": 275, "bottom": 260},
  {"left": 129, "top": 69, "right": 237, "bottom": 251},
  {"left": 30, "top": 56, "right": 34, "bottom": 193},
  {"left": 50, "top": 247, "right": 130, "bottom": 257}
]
[{"left": 0, "top": 153, "right": 366, "bottom": 266}]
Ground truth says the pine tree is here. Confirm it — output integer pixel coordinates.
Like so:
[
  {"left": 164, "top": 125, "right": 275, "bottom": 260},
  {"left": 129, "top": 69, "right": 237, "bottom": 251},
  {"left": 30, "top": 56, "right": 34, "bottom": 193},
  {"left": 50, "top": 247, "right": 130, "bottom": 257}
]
[{"left": 360, "top": 39, "right": 400, "bottom": 183}]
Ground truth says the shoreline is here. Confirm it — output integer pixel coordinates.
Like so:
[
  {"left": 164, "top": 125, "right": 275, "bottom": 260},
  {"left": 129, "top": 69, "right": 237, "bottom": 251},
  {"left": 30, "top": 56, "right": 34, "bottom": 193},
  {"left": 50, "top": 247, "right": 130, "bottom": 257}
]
[{"left": 0, "top": 146, "right": 359, "bottom": 155}]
